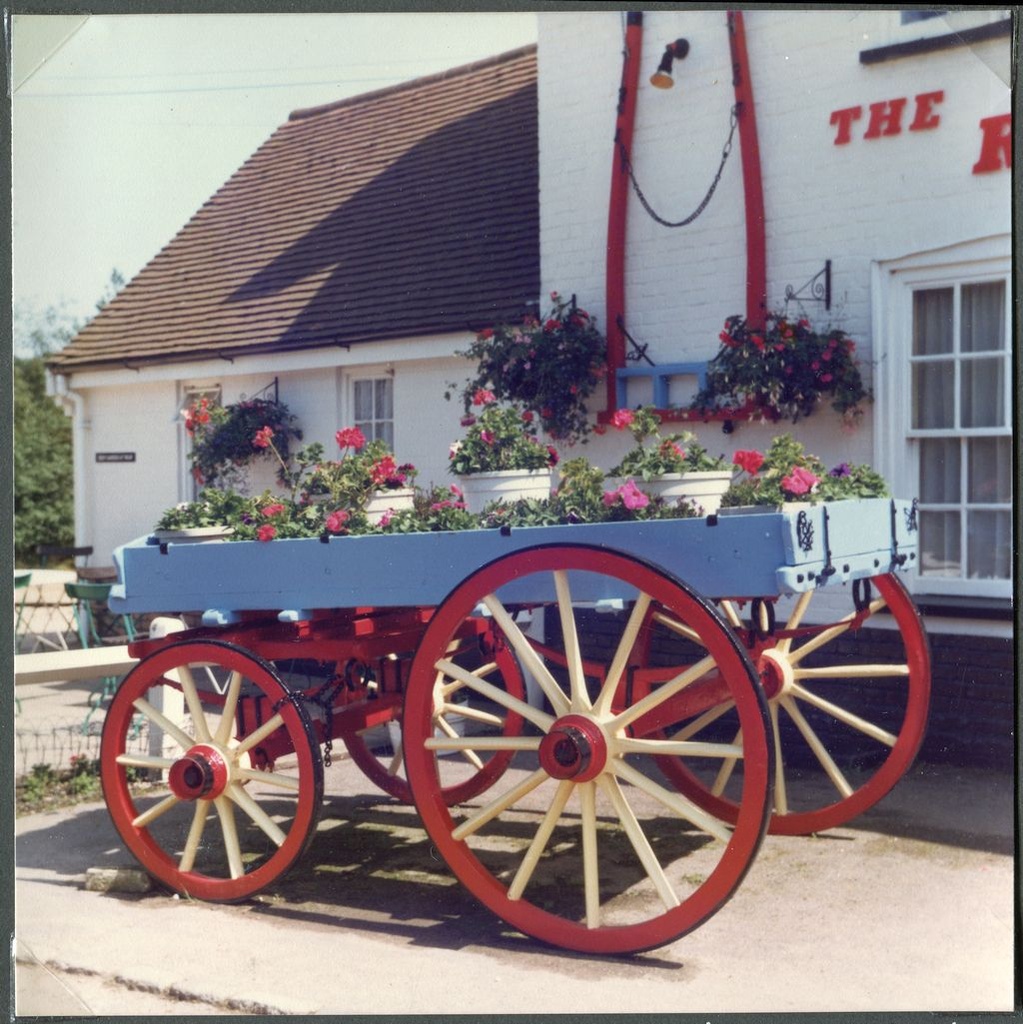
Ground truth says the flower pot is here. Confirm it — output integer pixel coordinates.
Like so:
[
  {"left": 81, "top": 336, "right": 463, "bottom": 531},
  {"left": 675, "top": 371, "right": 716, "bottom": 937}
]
[
  {"left": 717, "top": 501, "right": 814, "bottom": 517},
  {"left": 365, "top": 487, "right": 415, "bottom": 525},
  {"left": 152, "top": 526, "right": 234, "bottom": 544},
  {"left": 608, "top": 471, "right": 734, "bottom": 515},
  {"left": 458, "top": 469, "right": 552, "bottom": 514}
]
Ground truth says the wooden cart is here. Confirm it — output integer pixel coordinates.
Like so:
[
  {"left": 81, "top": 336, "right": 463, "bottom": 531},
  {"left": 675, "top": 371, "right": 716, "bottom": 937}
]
[{"left": 99, "top": 497, "right": 928, "bottom": 954}]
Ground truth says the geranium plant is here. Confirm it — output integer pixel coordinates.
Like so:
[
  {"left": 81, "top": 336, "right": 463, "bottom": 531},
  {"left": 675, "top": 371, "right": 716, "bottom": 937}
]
[
  {"left": 302, "top": 427, "right": 417, "bottom": 510},
  {"left": 721, "top": 434, "right": 889, "bottom": 508},
  {"left": 606, "top": 406, "right": 727, "bottom": 481},
  {"left": 184, "top": 396, "right": 300, "bottom": 489},
  {"left": 448, "top": 391, "right": 559, "bottom": 476},
  {"left": 691, "top": 313, "right": 870, "bottom": 425},
  {"left": 451, "top": 291, "right": 607, "bottom": 444}
]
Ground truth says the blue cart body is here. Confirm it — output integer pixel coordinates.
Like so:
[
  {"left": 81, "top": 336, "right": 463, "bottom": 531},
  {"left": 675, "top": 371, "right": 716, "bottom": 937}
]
[{"left": 109, "top": 498, "right": 919, "bottom": 623}]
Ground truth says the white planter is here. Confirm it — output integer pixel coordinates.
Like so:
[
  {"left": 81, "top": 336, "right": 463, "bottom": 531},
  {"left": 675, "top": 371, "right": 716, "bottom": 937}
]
[
  {"left": 365, "top": 487, "right": 415, "bottom": 525},
  {"left": 458, "top": 469, "right": 552, "bottom": 514},
  {"left": 607, "top": 471, "right": 734, "bottom": 515},
  {"left": 717, "top": 501, "right": 814, "bottom": 517},
  {"left": 153, "top": 526, "right": 234, "bottom": 544}
]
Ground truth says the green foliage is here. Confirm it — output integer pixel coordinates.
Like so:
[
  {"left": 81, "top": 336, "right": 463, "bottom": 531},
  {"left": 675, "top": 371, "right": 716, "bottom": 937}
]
[
  {"left": 18, "top": 757, "right": 101, "bottom": 812},
  {"left": 693, "top": 313, "right": 870, "bottom": 425},
  {"left": 448, "top": 399, "right": 558, "bottom": 476},
  {"left": 451, "top": 291, "right": 607, "bottom": 444},
  {"left": 606, "top": 407, "right": 727, "bottom": 481},
  {"left": 14, "top": 356, "right": 73, "bottom": 564}
]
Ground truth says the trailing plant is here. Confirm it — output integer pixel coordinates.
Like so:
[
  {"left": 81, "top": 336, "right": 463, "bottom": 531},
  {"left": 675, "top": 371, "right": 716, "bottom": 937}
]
[
  {"left": 184, "top": 396, "right": 301, "bottom": 488},
  {"left": 372, "top": 485, "right": 479, "bottom": 534},
  {"left": 605, "top": 406, "right": 728, "bottom": 481},
  {"left": 451, "top": 291, "right": 607, "bottom": 444},
  {"left": 721, "top": 434, "right": 889, "bottom": 508},
  {"left": 155, "top": 488, "right": 251, "bottom": 531},
  {"left": 448, "top": 392, "right": 559, "bottom": 476},
  {"left": 691, "top": 313, "right": 870, "bottom": 425}
]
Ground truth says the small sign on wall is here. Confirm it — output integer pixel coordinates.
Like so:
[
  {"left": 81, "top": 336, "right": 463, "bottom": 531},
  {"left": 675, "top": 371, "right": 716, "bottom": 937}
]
[{"left": 95, "top": 452, "right": 136, "bottom": 463}]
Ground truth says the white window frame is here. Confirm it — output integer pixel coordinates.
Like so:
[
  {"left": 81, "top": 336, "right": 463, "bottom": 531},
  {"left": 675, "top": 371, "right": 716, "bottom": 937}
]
[
  {"left": 178, "top": 382, "right": 222, "bottom": 500},
  {"left": 345, "top": 370, "right": 395, "bottom": 449},
  {"left": 872, "top": 235, "right": 1012, "bottom": 600}
]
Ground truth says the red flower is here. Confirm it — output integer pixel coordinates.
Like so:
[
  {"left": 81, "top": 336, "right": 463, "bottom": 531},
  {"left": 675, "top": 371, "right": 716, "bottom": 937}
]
[
  {"left": 610, "top": 408, "right": 635, "bottom": 430},
  {"left": 543, "top": 319, "right": 560, "bottom": 333},
  {"left": 781, "top": 466, "right": 819, "bottom": 496},
  {"left": 751, "top": 334, "right": 765, "bottom": 352},
  {"left": 732, "top": 449, "right": 765, "bottom": 476},
  {"left": 371, "top": 455, "right": 398, "bottom": 487},
  {"left": 257, "top": 524, "right": 277, "bottom": 542},
  {"left": 325, "top": 510, "right": 349, "bottom": 533},
  {"left": 477, "top": 328, "right": 494, "bottom": 340},
  {"left": 521, "top": 410, "right": 534, "bottom": 424},
  {"left": 335, "top": 426, "right": 367, "bottom": 451},
  {"left": 253, "top": 426, "right": 274, "bottom": 449},
  {"left": 593, "top": 424, "right": 607, "bottom": 435},
  {"left": 820, "top": 373, "right": 833, "bottom": 383},
  {"left": 546, "top": 446, "right": 559, "bottom": 466},
  {"left": 261, "top": 503, "right": 285, "bottom": 517},
  {"left": 480, "top": 430, "right": 495, "bottom": 445},
  {"left": 471, "top": 388, "right": 496, "bottom": 407}
]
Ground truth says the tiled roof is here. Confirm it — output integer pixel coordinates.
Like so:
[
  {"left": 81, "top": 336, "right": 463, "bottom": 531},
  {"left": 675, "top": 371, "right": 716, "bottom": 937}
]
[{"left": 52, "top": 46, "right": 539, "bottom": 373}]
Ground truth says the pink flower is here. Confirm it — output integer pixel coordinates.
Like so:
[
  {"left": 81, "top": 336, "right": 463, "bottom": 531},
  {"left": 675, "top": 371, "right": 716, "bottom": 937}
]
[
  {"left": 603, "top": 480, "right": 650, "bottom": 510},
  {"left": 480, "top": 430, "right": 495, "bottom": 445},
  {"left": 610, "top": 408, "right": 635, "bottom": 430},
  {"left": 732, "top": 449, "right": 765, "bottom": 476},
  {"left": 781, "top": 466, "right": 819, "bottom": 496},
  {"left": 253, "top": 426, "right": 274, "bottom": 449},
  {"left": 460, "top": 415, "right": 477, "bottom": 427},
  {"left": 336, "top": 426, "right": 366, "bottom": 451},
  {"left": 472, "top": 388, "right": 496, "bottom": 407},
  {"left": 379, "top": 511, "right": 393, "bottom": 528},
  {"left": 820, "top": 373, "right": 833, "bottom": 383},
  {"left": 371, "top": 455, "right": 398, "bottom": 487},
  {"left": 261, "top": 503, "right": 285, "bottom": 517},
  {"left": 257, "top": 524, "right": 276, "bottom": 542},
  {"left": 546, "top": 445, "right": 559, "bottom": 466},
  {"left": 449, "top": 484, "right": 464, "bottom": 499},
  {"left": 325, "top": 510, "right": 349, "bottom": 533}
]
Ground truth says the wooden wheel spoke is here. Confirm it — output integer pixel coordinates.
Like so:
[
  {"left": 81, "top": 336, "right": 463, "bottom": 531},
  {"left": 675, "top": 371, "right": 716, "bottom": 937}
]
[
  {"left": 789, "top": 682, "right": 898, "bottom": 747},
  {"left": 451, "top": 768, "right": 549, "bottom": 841},
  {"left": 234, "top": 712, "right": 286, "bottom": 757},
  {"left": 794, "top": 663, "right": 910, "bottom": 681},
  {"left": 177, "top": 665, "right": 212, "bottom": 743},
  {"left": 597, "top": 775, "right": 680, "bottom": 910},
  {"left": 443, "top": 703, "right": 504, "bottom": 727},
  {"left": 553, "top": 571, "right": 589, "bottom": 712},
  {"left": 482, "top": 594, "right": 570, "bottom": 716},
  {"left": 507, "top": 780, "right": 574, "bottom": 901},
  {"left": 666, "top": 701, "right": 735, "bottom": 742},
  {"left": 215, "top": 670, "right": 244, "bottom": 745},
  {"left": 213, "top": 796, "right": 244, "bottom": 879},
  {"left": 778, "top": 591, "right": 813, "bottom": 653},
  {"left": 615, "top": 737, "right": 743, "bottom": 759},
  {"left": 425, "top": 736, "right": 541, "bottom": 753},
  {"left": 788, "top": 598, "right": 887, "bottom": 665},
  {"left": 179, "top": 800, "right": 210, "bottom": 872},
  {"left": 131, "top": 792, "right": 181, "bottom": 829},
  {"left": 711, "top": 729, "right": 742, "bottom": 797},
  {"left": 769, "top": 703, "right": 787, "bottom": 816},
  {"left": 441, "top": 661, "right": 498, "bottom": 698},
  {"left": 116, "top": 753, "right": 175, "bottom": 771},
  {"left": 611, "top": 654, "right": 717, "bottom": 732},
  {"left": 435, "top": 658, "right": 554, "bottom": 732},
  {"left": 132, "top": 697, "right": 194, "bottom": 751},
  {"left": 594, "top": 593, "right": 652, "bottom": 716},
  {"left": 579, "top": 781, "right": 600, "bottom": 929},
  {"left": 612, "top": 759, "right": 733, "bottom": 844},
  {"left": 717, "top": 600, "right": 744, "bottom": 629},
  {"left": 226, "top": 783, "right": 287, "bottom": 847},
  {"left": 433, "top": 714, "right": 485, "bottom": 770},
  {"left": 780, "top": 697, "right": 853, "bottom": 799},
  {"left": 236, "top": 768, "right": 301, "bottom": 791}
]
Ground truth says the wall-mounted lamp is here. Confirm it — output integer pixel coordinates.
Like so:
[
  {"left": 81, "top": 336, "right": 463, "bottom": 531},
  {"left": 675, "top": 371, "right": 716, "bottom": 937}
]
[{"left": 650, "top": 38, "right": 690, "bottom": 89}]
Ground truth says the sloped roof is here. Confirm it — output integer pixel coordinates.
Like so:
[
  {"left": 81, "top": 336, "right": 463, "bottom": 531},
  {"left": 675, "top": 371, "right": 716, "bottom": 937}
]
[{"left": 51, "top": 45, "right": 539, "bottom": 374}]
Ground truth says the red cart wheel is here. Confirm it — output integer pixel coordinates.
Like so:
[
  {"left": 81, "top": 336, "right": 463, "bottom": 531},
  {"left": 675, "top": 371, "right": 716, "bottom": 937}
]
[
  {"left": 342, "top": 645, "right": 525, "bottom": 805},
  {"left": 403, "top": 545, "right": 773, "bottom": 955},
  {"left": 100, "top": 640, "right": 323, "bottom": 901},
  {"left": 651, "top": 574, "right": 930, "bottom": 835}
]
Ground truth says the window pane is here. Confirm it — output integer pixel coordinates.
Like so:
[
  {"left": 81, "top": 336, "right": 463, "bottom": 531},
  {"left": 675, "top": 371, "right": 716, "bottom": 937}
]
[
  {"left": 354, "top": 380, "right": 374, "bottom": 421},
  {"left": 968, "top": 437, "right": 1012, "bottom": 504},
  {"left": 919, "top": 510, "right": 961, "bottom": 576},
  {"left": 912, "top": 360, "right": 954, "bottom": 428},
  {"left": 960, "top": 357, "right": 1004, "bottom": 428},
  {"left": 375, "top": 378, "right": 393, "bottom": 420},
  {"left": 961, "top": 281, "right": 1005, "bottom": 352},
  {"left": 912, "top": 288, "right": 953, "bottom": 355},
  {"left": 967, "top": 510, "right": 1011, "bottom": 579},
  {"left": 919, "top": 438, "right": 960, "bottom": 502}
]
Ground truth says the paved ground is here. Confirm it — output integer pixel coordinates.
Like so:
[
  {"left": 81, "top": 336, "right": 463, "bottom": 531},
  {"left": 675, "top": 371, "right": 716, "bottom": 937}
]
[{"left": 13, "top": 674, "right": 1019, "bottom": 1016}]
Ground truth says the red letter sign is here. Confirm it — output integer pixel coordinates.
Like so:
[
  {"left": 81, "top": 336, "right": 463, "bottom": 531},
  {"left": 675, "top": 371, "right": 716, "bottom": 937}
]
[
  {"left": 829, "top": 105, "right": 862, "bottom": 145},
  {"left": 972, "top": 114, "right": 1012, "bottom": 173},
  {"left": 909, "top": 90, "right": 944, "bottom": 131}
]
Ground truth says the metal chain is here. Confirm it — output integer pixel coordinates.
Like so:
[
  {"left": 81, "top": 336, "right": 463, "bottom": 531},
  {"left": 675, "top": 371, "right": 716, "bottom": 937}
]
[{"left": 622, "top": 104, "right": 739, "bottom": 228}]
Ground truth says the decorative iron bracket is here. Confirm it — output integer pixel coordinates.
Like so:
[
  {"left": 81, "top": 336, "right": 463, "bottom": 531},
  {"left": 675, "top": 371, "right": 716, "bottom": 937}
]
[
  {"left": 619, "top": 316, "right": 655, "bottom": 366},
  {"left": 784, "top": 259, "right": 831, "bottom": 311}
]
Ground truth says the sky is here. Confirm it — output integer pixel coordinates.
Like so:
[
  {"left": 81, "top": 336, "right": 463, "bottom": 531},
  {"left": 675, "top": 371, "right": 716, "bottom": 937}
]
[{"left": 11, "top": 11, "right": 539, "bottom": 349}]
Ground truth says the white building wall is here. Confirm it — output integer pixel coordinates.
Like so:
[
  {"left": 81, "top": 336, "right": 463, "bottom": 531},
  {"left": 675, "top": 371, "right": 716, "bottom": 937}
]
[{"left": 537, "top": 9, "right": 1011, "bottom": 471}]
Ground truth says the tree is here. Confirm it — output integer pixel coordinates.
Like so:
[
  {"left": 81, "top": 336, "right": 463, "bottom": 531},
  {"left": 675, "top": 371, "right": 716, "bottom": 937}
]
[{"left": 12, "top": 270, "right": 125, "bottom": 564}]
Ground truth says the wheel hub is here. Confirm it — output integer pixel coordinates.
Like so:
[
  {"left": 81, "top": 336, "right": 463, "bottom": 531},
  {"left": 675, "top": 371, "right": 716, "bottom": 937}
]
[
  {"left": 538, "top": 715, "right": 607, "bottom": 782},
  {"left": 757, "top": 648, "right": 794, "bottom": 701},
  {"left": 168, "top": 744, "right": 230, "bottom": 800}
]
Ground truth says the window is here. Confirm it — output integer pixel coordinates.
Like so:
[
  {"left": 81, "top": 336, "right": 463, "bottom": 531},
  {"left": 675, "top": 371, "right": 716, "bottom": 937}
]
[
  {"left": 179, "top": 383, "right": 221, "bottom": 499},
  {"left": 874, "top": 238, "right": 1011, "bottom": 599},
  {"left": 352, "top": 377, "right": 394, "bottom": 448}
]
